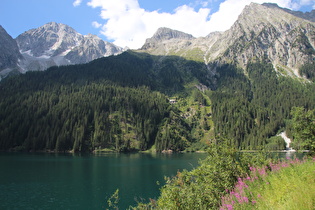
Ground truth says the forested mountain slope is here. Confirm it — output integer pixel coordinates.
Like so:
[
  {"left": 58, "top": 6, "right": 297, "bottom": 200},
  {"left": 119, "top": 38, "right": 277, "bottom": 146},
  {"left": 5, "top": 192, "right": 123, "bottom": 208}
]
[
  {"left": 0, "top": 50, "right": 315, "bottom": 152},
  {"left": 210, "top": 61, "right": 315, "bottom": 149},
  {"left": 0, "top": 51, "right": 213, "bottom": 152}
]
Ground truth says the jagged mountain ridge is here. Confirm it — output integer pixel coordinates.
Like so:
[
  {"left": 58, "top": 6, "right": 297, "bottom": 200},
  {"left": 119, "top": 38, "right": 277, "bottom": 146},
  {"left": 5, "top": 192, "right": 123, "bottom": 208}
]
[
  {"left": 0, "top": 26, "right": 23, "bottom": 77},
  {"left": 0, "top": 22, "right": 124, "bottom": 79},
  {"left": 1, "top": 3, "right": 314, "bottom": 79},
  {"left": 139, "top": 3, "right": 315, "bottom": 77},
  {"left": 16, "top": 22, "right": 123, "bottom": 72},
  {"left": 209, "top": 2, "right": 315, "bottom": 75},
  {"left": 264, "top": 3, "right": 315, "bottom": 22},
  {"left": 16, "top": 22, "right": 83, "bottom": 58},
  {"left": 141, "top": 27, "right": 195, "bottom": 50},
  {"left": 139, "top": 27, "right": 214, "bottom": 63}
]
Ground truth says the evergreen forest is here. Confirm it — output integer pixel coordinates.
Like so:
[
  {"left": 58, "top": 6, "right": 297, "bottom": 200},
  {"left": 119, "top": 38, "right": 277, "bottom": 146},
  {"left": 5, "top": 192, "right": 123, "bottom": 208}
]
[{"left": 0, "top": 51, "right": 315, "bottom": 152}]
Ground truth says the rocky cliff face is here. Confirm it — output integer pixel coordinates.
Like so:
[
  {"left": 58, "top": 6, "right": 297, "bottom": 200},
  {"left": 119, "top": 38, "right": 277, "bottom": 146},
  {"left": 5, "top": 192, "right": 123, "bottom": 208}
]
[
  {"left": 139, "top": 27, "right": 218, "bottom": 62},
  {"left": 208, "top": 3, "right": 315, "bottom": 76},
  {"left": 264, "top": 3, "right": 315, "bottom": 22},
  {"left": 0, "top": 26, "right": 23, "bottom": 78},
  {"left": 65, "top": 34, "right": 121, "bottom": 64},
  {"left": 141, "top": 27, "right": 195, "bottom": 50},
  {"left": 139, "top": 3, "right": 315, "bottom": 77},
  {"left": 15, "top": 22, "right": 123, "bottom": 71},
  {"left": 16, "top": 22, "right": 83, "bottom": 58}
]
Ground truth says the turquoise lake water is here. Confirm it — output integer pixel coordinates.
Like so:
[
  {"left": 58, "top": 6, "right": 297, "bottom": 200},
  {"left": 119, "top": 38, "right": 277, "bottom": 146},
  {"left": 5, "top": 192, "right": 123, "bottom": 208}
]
[{"left": 0, "top": 152, "right": 207, "bottom": 209}]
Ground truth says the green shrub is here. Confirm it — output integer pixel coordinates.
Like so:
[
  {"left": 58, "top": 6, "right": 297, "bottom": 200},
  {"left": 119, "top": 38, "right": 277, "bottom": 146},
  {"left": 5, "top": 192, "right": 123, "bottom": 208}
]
[{"left": 133, "top": 138, "right": 271, "bottom": 209}]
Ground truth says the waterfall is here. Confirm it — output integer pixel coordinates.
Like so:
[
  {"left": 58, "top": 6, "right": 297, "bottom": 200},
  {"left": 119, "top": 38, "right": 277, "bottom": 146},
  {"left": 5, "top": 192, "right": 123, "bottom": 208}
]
[{"left": 278, "top": 132, "right": 295, "bottom": 151}]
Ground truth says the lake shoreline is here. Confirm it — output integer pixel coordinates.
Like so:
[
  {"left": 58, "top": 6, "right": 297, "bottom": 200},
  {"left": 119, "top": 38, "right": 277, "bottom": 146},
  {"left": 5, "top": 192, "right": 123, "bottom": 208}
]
[{"left": 2, "top": 147, "right": 310, "bottom": 155}]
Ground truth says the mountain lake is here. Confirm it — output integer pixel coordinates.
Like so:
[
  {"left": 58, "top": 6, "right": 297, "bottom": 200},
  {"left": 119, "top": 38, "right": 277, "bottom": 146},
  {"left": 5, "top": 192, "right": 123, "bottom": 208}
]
[
  {"left": 0, "top": 151, "right": 303, "bottom": 209},
  {"left": 0, "top": 152, "right": 208, "bottom": 209}
]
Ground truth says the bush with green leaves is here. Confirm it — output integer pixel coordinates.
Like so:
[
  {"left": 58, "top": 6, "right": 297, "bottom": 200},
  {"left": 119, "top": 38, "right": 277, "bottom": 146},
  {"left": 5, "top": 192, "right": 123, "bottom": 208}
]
[
  {"left": 133, "top": 139, "right": 271, "bottom": 209},
  {"left": 290, "top": 107, "right": 315, "bottom": 154}
]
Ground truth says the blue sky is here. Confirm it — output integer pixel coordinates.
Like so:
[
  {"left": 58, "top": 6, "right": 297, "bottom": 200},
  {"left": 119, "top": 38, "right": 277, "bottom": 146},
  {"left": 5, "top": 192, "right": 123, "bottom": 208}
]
[{"left": 1, "top": 0, "right": 314, "bottom": 49}]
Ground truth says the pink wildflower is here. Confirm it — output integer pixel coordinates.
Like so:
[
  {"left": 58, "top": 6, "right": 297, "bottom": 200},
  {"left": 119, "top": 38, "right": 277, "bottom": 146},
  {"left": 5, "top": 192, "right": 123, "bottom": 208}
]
[
  {"left": 234, "top": 192, "right": 240, "bottom": 199},
  {"left": 243, "top": 197, "right": 249, "bottom": 203},
  {"left": 220, "top": 201, "right": 234, "bottom": 210},
  {"left": 258, "top": 167, "right": 267, "bottom": 176},
  {"left": 225, "top": 204, "right": 233, "bottom": 210},
  {"left": 281, "top": 163, "right": 289, "bottom": 168}
]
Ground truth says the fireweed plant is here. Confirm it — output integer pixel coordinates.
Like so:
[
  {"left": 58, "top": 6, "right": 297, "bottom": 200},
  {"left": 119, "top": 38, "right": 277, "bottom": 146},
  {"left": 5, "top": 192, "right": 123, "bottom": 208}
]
[{"left": 220, "top": 156, "right": 315, "bottom": 210}]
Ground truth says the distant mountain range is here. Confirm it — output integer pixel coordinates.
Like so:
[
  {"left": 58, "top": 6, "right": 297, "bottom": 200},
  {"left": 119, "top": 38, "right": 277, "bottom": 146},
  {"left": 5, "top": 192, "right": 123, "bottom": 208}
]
[
  {"left": 0, "top": 22, "right": 123, "bottom": 79},
  {"left": 0, "top": 3, "right": 314, "bottom": 80},
  {"left": 139, "top": 3, "right": 315, "bottom": 78}
]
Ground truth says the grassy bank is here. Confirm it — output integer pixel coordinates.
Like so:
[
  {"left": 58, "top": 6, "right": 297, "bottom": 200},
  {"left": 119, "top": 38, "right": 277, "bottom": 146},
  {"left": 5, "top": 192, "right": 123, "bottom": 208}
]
[{"left": 221, "top": 157, "right": 315, "bottom": 210}]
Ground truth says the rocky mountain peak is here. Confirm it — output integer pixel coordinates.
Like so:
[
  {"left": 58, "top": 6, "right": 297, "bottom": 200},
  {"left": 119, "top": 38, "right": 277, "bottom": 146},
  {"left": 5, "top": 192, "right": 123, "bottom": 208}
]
[
  {"left": 236, "top": 3, "right": 315, "bottom": 30},
  {"left": 236, "top": 3, "right": 296, "bottom": 30},
  {"left": 13, "top": 22, "right": 123, "bottom": 71},
  {"left": 16, "top": 22, "right": 83, "bottom": 58},
  {"left": 141, "top": 27, "right": 195, "bottom": 50},
  {"left": 0, "top": 25, "right": 7, "bottom": 35},
  {"left": 262, "top": 3, "right": 315, "bottom": 22},
  {"left": 151, "top": 27, "right": 194, "bottom": 41},
  {"left": 38, "top": 22, "right": 72, "bottom": 33},
  {"left": 84, "top": 33, "right": 101, "bottom": 40},
  {"left": 204, "top": 2, "right": 315, "bottom": 76},
  {"left": 0, "top": 25, "right": 22, "bottom": 77},
  {"left": 1, "top": 3, "right": 314, "bottom": 79},
  {"left": 206, "top": 31, "right": 222, "bottom": 39},
  {"left": 137, "top": 3, "right": 315, "bottom": 79}
]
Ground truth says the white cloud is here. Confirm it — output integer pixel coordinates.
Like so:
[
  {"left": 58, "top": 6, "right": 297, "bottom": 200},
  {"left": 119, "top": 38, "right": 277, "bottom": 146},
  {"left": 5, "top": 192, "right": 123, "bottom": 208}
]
[
  {"left": 92, "top": 21, "right": 102, "bottom": 28},
  {"left": 73, "top": 0, "right": 83, "bottom": 7},
  {"left": 87, "top": 0, "right": 213, "bottom": 48},
  {"left": 87, "top": 0, "right": 315, "bottom": 49}
]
